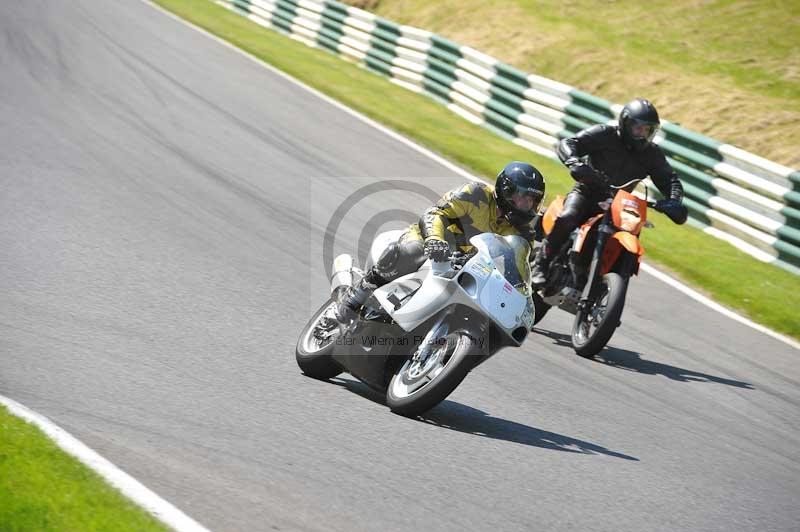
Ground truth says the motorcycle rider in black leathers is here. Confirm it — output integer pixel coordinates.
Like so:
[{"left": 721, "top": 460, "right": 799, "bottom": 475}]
[
  {"left": 335, "top": 162, "right": 547, "bottom": 323},
  {"left": 531, "top": 98, "right": 686, "bottom": 285}
]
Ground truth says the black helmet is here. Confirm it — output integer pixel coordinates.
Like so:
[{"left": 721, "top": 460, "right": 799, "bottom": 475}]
[
  {"left": 619, "top": 98, "right": 660, "bottom": 151},
  {"left": 494, "top": 161, "right": 546, "bottom": 226}
]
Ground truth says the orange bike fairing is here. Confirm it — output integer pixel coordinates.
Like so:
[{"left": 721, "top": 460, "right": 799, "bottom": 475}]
[
  {"left": 611, "top": 189, "right": 647, "bottom": 235},
  {"left": 541, "top": 195, "right": 565, "bottom": 235},
  {"left": 600, "top": 232, "right": 645, "bottom": 276},
  {"left": 573, "top": 213, "right": 604, "bottom": 253},
  {"left": 612, "top": 231, "right": 644, "bottom": 256}
]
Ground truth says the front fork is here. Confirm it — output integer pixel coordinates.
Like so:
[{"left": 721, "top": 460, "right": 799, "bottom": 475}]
[{"left": 578, "top": 214, "right": 614, "bottom": 312}]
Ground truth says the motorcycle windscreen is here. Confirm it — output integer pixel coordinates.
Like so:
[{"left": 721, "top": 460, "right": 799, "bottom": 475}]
[{"left": 469, "top": 233, "right": 532, "bottom": 296}]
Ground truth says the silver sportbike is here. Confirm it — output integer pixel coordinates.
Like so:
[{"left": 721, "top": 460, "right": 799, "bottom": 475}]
[{"left": 296, "top": 231, "right": 537, "bottom": 416}]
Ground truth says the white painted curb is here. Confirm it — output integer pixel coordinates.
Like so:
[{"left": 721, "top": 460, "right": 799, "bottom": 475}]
[
  {"left": 144, "top": 0, "right": 799, "bottom": 352},
  {"left": 0, "top": 395, "right": 210, "bottom": 532}
]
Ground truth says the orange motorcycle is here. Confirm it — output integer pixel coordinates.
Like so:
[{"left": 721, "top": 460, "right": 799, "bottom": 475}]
[{"left": 531, "top": 178, "right": 687, "bottom": 357}]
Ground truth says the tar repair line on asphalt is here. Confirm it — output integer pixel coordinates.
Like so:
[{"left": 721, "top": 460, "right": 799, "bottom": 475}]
[
  {"left": 0, "top": 395, "right": 211, "bottom": 532},
  {"left": 144, "top": 0, "right": 800, "bottom": 353}
]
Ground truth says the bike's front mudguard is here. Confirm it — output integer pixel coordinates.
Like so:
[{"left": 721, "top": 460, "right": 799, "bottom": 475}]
[{"left": 600, "top": 231, "right": 644, "bottom": 276}]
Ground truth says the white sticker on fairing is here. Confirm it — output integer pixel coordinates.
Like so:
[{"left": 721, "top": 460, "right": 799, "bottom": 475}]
[
  {"left": 468, "top": 261, "right": 491, "bottom": 279},
  {"left": 479, "top": 273, "right": 527, "bottom": 329},
  {"left": 622, "top": 198, "right": 640, "bottom": 210}
]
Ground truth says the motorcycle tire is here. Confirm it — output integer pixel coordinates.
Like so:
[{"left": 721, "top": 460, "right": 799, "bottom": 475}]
[
  {"left": 531, "top": 292, "right": 551, "bottom": 326},
  {"left": 386, "top": 330, "right": 477, "bottom": 417},
  {"left": 295, "top": 298, "right": 343, "bottom": 380},
  {"left": 571, "top": 272, "right": 628, "bottom": 358}
]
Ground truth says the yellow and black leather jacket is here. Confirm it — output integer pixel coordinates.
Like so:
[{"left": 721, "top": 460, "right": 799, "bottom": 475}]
[{"left": 406, "top": 181, "right": 536, "bottom": 252}]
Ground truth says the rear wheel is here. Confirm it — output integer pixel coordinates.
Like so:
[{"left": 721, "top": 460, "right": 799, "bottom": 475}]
[
  {"left": 295, "top": 298, "right": 343, "bottom": 379},
  {"left": 386, "top": 329, "right": 476, "bottom": 417},
  {"left": 571, "top": 272, "right": 628, "bottom": 358}
]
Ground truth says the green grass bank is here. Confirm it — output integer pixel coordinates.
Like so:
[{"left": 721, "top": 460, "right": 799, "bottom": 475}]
[
  {"left": 0, "top": 405, "right": 166, "bottom": 532},
  {"left": 348, "top": 0, "right": 800, "bottom": 168}
]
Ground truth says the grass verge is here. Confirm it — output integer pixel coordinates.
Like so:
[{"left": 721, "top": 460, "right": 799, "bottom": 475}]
[
  {"left": 152, "top": 0, "right": 799, "bottom": 340},
  {"left": 0, "top": 405, "right": 167, "bottom": 532},
  {"left": 350, "top": 0, "right": 800, "bottom": 168}
]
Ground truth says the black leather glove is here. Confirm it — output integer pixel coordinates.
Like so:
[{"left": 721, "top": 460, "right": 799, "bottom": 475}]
[
  {"left": 424, "top": 239, "right": 451, "bottom": 262},
  {"left": 655, "top": 199, "right": 688, "bottom": 225},
  {"left": 568, "top": 162, "right": 602, "bottom": 185},
  {"left": 655, "top": 198, "right": 681, "bottom": 211}
]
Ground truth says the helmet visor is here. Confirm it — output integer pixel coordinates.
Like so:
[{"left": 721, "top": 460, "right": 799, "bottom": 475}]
[
  {"left": 628, "top": 118, "right": 659, "bottom": 141},
  {"left": 510, "top": 191, "right": 542, "bottom": 214}
]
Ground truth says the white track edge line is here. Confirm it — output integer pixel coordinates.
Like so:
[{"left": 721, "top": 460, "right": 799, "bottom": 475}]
[
  {"left": 0, "top": 395, "right": 210, "bottom": 532},
  {"left": 143, "top": 1, "right": 799, "bottom": 351}
]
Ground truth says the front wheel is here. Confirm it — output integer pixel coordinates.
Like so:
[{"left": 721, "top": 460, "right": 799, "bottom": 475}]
[
  {"left": 571, "top": 272, "right": 628, "bottom": 358},
  {"left": 531, "top": 292, "right": 551, "bottom": 326},
  {"left": 386, "top": 330, "right": 477, "bottom": 417},
  {"left": 295, "top": 298, "right": 343, "bottom": 380}
]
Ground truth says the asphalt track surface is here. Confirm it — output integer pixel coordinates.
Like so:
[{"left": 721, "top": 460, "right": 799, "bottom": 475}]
[{"left": 1, "top": 1, "right": 799, "bottom": 531}]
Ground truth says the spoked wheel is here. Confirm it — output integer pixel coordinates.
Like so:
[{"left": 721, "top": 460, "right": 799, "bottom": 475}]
[
  {"left": 571, "top": 272, "right": 628, "bottom": 358},
  {"left": 386, "top": 324, "right": 477, "bottom": 417},
  {"left": 295, "top": 298, "right": 343, "bottom": 379}
]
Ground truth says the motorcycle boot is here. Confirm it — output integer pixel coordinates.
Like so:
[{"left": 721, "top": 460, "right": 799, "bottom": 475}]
[{"left": 334, "top": 269, "right": 382, "bottom": 323}]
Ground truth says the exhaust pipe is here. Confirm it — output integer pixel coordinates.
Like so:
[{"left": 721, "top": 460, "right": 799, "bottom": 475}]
[{"left": 330, "top": 254, "right": 363, "bottom": 295}]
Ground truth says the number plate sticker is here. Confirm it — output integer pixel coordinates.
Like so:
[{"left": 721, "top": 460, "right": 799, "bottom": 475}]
[{"left": 468, "top": 261, "right": 492, "bottom": 279}]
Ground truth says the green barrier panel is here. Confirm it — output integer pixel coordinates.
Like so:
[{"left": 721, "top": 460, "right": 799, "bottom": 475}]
[
  {"left": 368, "top": 34, "right": 399, "bottom": 57},
  {"left": 490, "top": 74, "right": 532, "bottom": 103},
  {"left": 270, "top": 3, "right": 297, "bottom": 33},
  {"left": 668, "top": 158, "right": 718, "bottom": 201},
  {"left": 777, "top": 225, "right": 800, "bottom": 246},
  {"left": 659, "top": 139, "right": 724, "bottom": 172},
  {"left": 430, "top": 35, "right": 462, "bottom": 57},
  {"left": 482, "top": 106, "right": 521, "bottom": 137},
  {"left": 560, "top": 114, "right": 592, "bottom": 132},
  {"left": 483, "top": 97, "right": 524, "bottom": 128},
  {"left": 362, "top": 43, "right": 396, "bottom": 64},
  {"left": 784, "top": 190, "right": 800, "bottom": 209},
  {"left": 426, "top": 46, "right": 461, "bottom": 66},
  {"left": 775, "top": 238, "right": 800, "bottom": 266},
  {"left": 423, "top": 55, "right": 458, "bottom": 83},
  {"left": 661, "top": 123, "right": 723, "bottom": 161},
  {"left": 679, "top": 180, "right": 715, "bottom": 206},
  {"left": 564, "top": 103, "right": 615, "bottom": 126},
  {"left": 314, "top": 29, "right": 344, "bottom": 54},
  {"left": 317, "top": 7, "right": 345, "bottom": 48},
  {"left": 681, "top": 196, "right": 713, "bottom": 226},
  {"left": 363, "top": 48, "right": 396, "bottom": 77},
  {"left": 493, "top": 63, "right": 531, "bottom": 88},
  {"left": 374, "top": 18, "right": 401, "bottom": 38},
  {"left": 323, "top": 0, "right": 349, "bottom": 16},
  {"left": 421, "top": 69, "right": 455, "bottom": 102},
  {"left": 568, "top": 90, "right": 616, "bottom": 119},
  {"left": 488, "top": 80, "right": 526, "bottom": 112},
  {"left": 364, "top": 56, "right": 391, "bottom": 76},
  {"left": 780, "top": 204, "right": 800, "bottom": 224},
  {"left": 231, "top": 0, "right": 251, "bottom": 12},
  {"left": 371, "top": 27, "right": 400, "bottom": 46},
  {"left": 316, "top": 26, "right": 346, "bottom": 53}
]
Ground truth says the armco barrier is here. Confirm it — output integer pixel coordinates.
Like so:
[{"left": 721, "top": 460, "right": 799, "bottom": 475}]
[{"left": 218, "top": 0, "right": 800, "bottom": 275}]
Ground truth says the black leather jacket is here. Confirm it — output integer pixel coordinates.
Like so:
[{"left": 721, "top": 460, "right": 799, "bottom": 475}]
[{"left": 557, "top": 124, "right": 684, "bottom": 202}]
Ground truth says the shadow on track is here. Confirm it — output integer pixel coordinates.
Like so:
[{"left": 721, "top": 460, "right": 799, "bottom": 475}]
[
  {"left": 533, "top": 328, "right": 754, "bottom": 389},
  {"left": 329, "top": 376, "right": 638, "bottom": 461}
]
